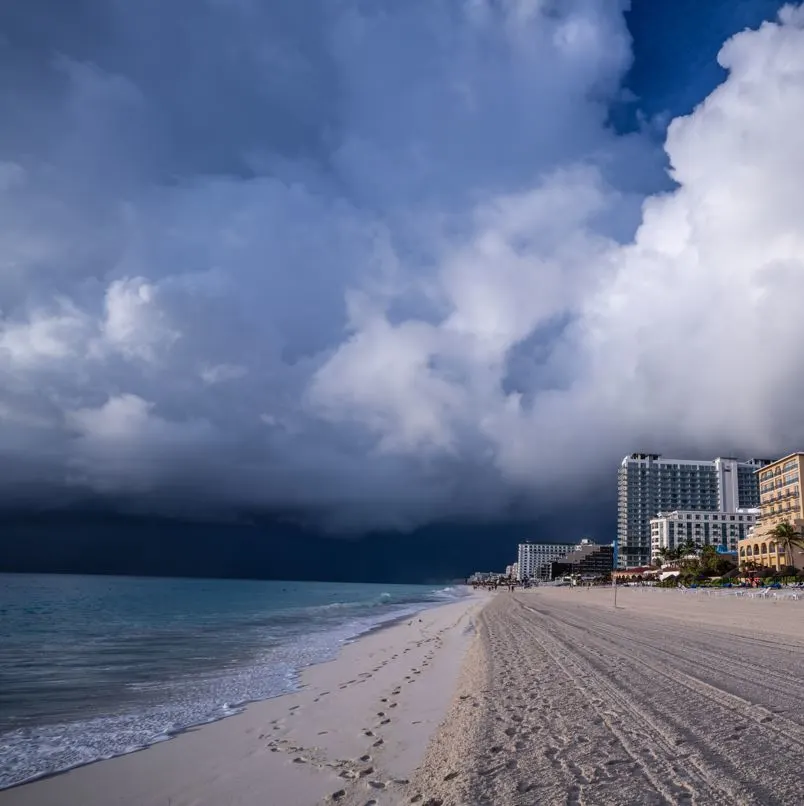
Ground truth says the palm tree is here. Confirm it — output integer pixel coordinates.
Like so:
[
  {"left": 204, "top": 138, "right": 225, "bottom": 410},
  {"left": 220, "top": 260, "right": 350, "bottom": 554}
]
[
  {"left": 680, "top": 537, "right": 698, "bottom": 558},
  {"left": 741, "top": 560, "right": 760, "bottom": 581},
  {"left": 770, "top": 522, "right": 804, "bottom": 571}
]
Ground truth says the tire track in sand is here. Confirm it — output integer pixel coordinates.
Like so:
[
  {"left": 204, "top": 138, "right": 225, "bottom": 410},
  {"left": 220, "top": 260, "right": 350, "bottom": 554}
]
[{"left": 407, "top": 592, "right": 804, "bottom": 806}]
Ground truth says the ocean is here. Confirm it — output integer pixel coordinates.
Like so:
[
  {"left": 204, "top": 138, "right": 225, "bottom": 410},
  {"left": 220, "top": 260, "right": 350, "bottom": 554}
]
[{"left": 0, "top": 573, "right": 467, "bottom": 789}]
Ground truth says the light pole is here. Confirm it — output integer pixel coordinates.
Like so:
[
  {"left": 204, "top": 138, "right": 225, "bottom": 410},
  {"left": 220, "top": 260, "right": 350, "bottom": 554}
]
[{"left": 611, "top": 539, "right": 619, "bottom": 608}]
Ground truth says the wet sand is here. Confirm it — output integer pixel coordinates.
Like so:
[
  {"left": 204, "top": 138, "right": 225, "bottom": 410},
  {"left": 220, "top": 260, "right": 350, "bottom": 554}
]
[{"left": 0, "top": 595, "right": 485, "bottom": 806}]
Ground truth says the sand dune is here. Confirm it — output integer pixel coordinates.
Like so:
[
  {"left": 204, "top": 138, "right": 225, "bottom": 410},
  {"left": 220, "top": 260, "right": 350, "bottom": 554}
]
[{"left": 409, "top": 587, "right": 804, "bottom": 806}]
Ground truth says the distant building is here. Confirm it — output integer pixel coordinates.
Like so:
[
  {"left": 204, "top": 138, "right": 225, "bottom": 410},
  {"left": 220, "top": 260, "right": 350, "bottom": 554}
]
[
  {"left": 517, "top": 541, "right": 575, "bottom": 581},
  {"left": 739, "top": 453, "right": 804, "bottom": 571},
  {"left": 549, "top": 539, "right": 614, "bottom": 580},
  {"left": 617, "top": 454, "right": 769, "bottom": 568},
  {"left": 650, "top": 509, "right": 759, "bottom": 563}
]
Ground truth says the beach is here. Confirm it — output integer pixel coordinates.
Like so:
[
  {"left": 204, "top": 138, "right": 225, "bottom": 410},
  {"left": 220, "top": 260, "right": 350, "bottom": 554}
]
[
  {"left": 0, "top": 593, "right": 485, "bottom": 806},
  {"left": 412, "top": 586, "right": 804, "bottom": 805},
  {"left": 5, "top": 586, "right": 804, "bottom": 806}
]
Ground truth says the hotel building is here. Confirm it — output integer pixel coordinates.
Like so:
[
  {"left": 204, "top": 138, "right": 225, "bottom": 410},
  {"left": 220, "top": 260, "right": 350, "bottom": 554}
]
[
  {"left": 549, "top": 539, "right": 614, "bottom": 580},
  {"left": 517, "top": 542, "right": 575, "bottom": 581},
  {"left": 738, "top": 452, "right": 804, "bottom": 571},
  {"left": 650, "top": 509, "right": 759, "bottom": 563},
  {"left": 617, "top": 454, "right": 769, "bottom": 568}
]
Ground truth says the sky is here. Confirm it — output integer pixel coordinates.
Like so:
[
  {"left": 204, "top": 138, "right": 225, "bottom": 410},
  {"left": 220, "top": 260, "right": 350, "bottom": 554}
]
[{"left": 1, "top": 0, "right": 803, "bottom": 571}]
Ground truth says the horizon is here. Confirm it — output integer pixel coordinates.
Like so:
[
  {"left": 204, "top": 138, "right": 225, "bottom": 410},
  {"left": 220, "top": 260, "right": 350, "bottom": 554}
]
[{"left": 1, "top": 0, "right": 803, "bottom": 580}]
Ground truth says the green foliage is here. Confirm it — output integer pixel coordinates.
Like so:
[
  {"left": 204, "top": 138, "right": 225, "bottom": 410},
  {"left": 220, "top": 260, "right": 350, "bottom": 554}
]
[{"left": 770, "top": 522, "right": 804, "bottom": 570}]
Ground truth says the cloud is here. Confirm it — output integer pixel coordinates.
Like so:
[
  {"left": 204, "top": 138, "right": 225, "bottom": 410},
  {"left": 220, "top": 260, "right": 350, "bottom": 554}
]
[{"left": 0, "top": 0, "right": 801, "bottom": 531}]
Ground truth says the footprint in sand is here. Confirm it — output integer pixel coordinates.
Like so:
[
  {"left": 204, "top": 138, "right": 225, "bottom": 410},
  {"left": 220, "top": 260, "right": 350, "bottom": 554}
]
[
  {"left": 372, "top": 739, "right": 384, "bottom": 747},
  {"left": 330, "top": 789, "right": 346, "bottom": 801},
  {"left": 359, "top": 754, "right": 372, "bottom": 762},
  {"left": 364, "top": 730, "right": 375, "bottom": 737},
  {"left": 367, "top": 781, "right": 386, "bottom": 790},
  {"left": 380, "top": 718, "right": 391, "bottom": 725}
]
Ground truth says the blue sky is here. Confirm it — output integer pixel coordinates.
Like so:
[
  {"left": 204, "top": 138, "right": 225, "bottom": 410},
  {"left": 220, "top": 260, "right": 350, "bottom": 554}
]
[{"left": 625, "top": 0, "right": 783, "bottom": 122}]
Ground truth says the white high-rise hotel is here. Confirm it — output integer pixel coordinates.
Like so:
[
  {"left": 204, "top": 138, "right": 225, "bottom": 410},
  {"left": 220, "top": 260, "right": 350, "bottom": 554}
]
[
  {"left": 517, "top": 542, "right": 574, "bottom": 581},
  {"left": 617, "top": 454, "right": 769, "bottom": 569}
]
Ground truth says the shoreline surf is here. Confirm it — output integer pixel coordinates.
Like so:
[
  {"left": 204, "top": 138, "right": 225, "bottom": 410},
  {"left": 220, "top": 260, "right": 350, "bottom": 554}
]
[{"left": 0, "top": 575, "right": 470, "bottom": 790}]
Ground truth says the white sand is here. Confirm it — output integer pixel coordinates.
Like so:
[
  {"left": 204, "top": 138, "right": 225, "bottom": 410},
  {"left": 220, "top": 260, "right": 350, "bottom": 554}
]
[
  {"left": 10, "top": 586, "right": 804, "bottom": 806},
  {"left": 0, "top": 594, "right": 486, "bottom": 806},
  {"left": 410, "top": 586, "right": 804, "bottom": 806}
]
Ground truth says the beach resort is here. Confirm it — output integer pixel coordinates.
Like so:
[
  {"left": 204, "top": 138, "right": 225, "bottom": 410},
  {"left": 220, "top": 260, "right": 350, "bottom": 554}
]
[{"left": 2, "top": 456, "right": 803, "bottom": 806}]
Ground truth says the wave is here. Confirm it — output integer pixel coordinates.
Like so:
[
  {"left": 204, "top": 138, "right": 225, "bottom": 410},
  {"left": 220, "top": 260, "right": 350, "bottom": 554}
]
[{"left": 0, "top": 580, "right": 470, "bottom": 790}]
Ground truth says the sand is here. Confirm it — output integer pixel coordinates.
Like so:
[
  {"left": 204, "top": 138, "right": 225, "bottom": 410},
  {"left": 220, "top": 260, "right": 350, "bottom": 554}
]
[
  {"left": 7, "top": 585, "right": 804, "bottom": 806},
  {"left": 0, "top": 594, "right": 485, "bottom": 806},
  {"left": 410, "top": 586, "right": 804, "bottom": 806}
]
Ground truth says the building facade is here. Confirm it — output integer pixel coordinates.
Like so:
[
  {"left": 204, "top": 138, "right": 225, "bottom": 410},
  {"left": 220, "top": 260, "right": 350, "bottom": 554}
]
[
  {"left": 550, "top": 539, "right": 614, "bottom": 579},
  {"left": 738, "top": 453, "right": 804, "bottom": 571},
  {"left": 650, "top": 509, "right": 759, "bottom": 563},
  {"left": 617, "top": 454, "right": 769, "bottom": 568},
  {"left": 517, "top": 542, "right": 574, "bottom": 581}
]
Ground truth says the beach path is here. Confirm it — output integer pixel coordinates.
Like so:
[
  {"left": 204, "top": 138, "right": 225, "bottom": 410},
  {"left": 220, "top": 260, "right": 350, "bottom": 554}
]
[{"left": 408, "top": 587, "right": 804, "bottom": 806}]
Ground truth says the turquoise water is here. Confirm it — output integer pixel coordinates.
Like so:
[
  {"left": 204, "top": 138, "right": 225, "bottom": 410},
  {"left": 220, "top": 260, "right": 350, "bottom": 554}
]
[{"left": 0, "top": 574, "right": 465, "bottom": 789}]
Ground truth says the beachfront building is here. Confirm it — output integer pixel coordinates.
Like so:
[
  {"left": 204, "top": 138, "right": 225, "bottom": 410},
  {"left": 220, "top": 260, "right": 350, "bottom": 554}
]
[
  {"left": 517, "top": 541, "right": 574, "bottom": 581},
  {"left": 650, "top": 509, "right": 759, "bottom": 563},
  {"left": 549, "top": 539, "right": 614, "bottom": 580},
  {"left": 617, "top": 454, "right": 769, "bottom": 568},
  {"left": 738, "top": 452, "right": 804, "bottom": 572}
]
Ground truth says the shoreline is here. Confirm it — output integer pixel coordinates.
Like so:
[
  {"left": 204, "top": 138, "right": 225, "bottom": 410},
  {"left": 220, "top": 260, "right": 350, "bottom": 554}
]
[
  {"left": 0, "top": 585, "right": 470, "bottom": 793},
  {"left": 0, "top": 591, "right": 487, "bottom": 806}
]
